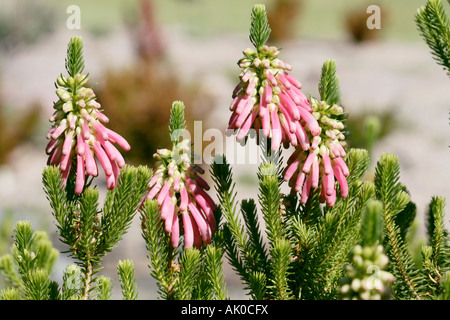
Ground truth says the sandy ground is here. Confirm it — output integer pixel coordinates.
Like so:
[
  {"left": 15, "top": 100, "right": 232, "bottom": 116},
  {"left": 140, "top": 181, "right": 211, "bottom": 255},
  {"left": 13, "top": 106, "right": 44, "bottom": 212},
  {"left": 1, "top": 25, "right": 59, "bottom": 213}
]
[{"left": 0, "top": 26, "right": 449, "bottom": 299}]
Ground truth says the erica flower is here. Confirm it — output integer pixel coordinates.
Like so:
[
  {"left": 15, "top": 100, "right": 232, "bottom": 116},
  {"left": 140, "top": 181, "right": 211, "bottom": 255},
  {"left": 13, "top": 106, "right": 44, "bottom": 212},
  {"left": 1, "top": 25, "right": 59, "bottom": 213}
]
[
  {"left": 228, "top": 45, "right": 319, "bottom": 151},
  {"left": 284, "top": 98, "right": 348, "bottom": 207},
  {"left": 144, "top": 139, "right": 217, "bottom": 249},
  {"left": 46, "top": 73, "right": 130, "bottom": 193}
]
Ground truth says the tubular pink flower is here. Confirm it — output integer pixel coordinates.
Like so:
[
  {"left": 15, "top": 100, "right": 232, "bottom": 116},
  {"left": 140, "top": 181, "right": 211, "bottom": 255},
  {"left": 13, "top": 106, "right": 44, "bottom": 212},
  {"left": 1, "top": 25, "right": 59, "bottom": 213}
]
[
  {"left": 76, "top": 134, "right": 85, "bottom": 156},
  {"left": 270, "top": 109, "right": 282, "bottom": 150},
  {"left": 144, "top": 139, "right": 217, "bottom": 249},
  {"left": 193, "top": 191, "right": 217, "bottom": 233},
  {"left": 83, "top": 141, "right": 98, "bottom": 176},
  {"left": 157, "top": 181, "right": 171, "bottom": 206},
  {"left": 284, "top": 73, "right": 302, "bottom": 89},
  {"left": 46, "top": 73, "right": 130, "bottom": 193},
  {"left": 182, "top": 211, "right": 194, "bottom": 249},
  {"left": 188, "top": 202, "right": 212, "bottom": 244},
  {"left": 75, "top": 155, "right": 85, "bottom": 194},
  {"left": 191, "top": 215, "right": 203, "bottom": 249},
  {"left": 171, "top": 213, "right": 180, "bottom": 248},
  {"left": 93, "top": 140, "right": 113, "bottom": 177},
  {"left": 230, "top": 45, "right": 319, "bottom": 151},
  {"left": 164, "top": 197, "right": 176, "bottom": 233},
  {"left": 105, "top": 172, "right": 115, "bottom": 191},
  {"left": 179, "top": 185, "right": 189, "bottom": 211},
  {"left": 45, "top": 139, "right": 58, "bottom": 154}
]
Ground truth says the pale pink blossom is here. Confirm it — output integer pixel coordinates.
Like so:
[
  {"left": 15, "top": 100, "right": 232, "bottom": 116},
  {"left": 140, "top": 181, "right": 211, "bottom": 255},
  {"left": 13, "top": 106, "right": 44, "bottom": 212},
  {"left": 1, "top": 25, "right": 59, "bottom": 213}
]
[
  {"left": 284, "top": 98, "right": 348, "bottom": 207},
  {"left": 145, "top": 140, "right": 217, "bottom": 249},
  {"left": 46, "top": 73, "right": 130, "bottom": 193},
  {"left": 229, "top": 45, "right": 319, "bottom": 151}
]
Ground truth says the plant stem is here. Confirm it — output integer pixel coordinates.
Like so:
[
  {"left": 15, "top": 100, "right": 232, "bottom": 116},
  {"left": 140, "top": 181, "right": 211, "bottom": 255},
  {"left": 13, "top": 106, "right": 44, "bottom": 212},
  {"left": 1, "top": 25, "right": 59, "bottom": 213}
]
[{"left": 82, "top": 261, "right": 93, "bottom": 300}]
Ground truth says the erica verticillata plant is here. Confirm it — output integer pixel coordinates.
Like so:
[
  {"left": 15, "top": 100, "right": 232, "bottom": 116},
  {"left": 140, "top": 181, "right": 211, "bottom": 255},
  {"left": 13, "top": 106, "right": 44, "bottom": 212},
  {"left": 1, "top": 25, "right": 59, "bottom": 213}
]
[
  {"left": 228, "top": 4, "right": 318, "bottom": 151},
  {"left": 140, "top": 101, "right": 227, "bottom": 300},
  {"left": 41, "top": 36, "right": 151, "bottom": 300},
  {"left": 144, "top": 101, "right": 217, "bottom": 249},
  {"left": 228, "top": 5, "right": 350, "bottom": 208},
  {"left": 46, "top": 36, "right": 130, "bottom": 193}
]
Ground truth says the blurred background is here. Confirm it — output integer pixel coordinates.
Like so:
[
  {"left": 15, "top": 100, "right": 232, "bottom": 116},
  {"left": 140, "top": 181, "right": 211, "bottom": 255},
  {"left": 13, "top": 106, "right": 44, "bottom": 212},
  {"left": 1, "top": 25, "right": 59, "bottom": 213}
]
[{"left": 0, "top": 0, "right": 448, "bottom": 299}]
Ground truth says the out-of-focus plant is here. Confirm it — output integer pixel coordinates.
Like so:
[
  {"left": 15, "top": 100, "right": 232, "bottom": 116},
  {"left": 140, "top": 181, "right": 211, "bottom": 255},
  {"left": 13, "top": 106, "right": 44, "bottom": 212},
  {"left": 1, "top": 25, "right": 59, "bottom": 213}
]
[
  {"left": 266, "top": 0, "right": 302, "bottom": 43},
  {"left": 345, "top": 110, "right": 394, "bottom": 160},
  {"left": 0, "top": 210, "right": 14, "bottom": 256},
  {"left": 339, "top": 200, "right": 395, "bottom": 300},
  {"left": 96, "top": 0, "right": 206, "bottom": 166},
  {"left": 0, "top": 0, "right": 55, "bottom": 52},
  {"left": 345, "top": 5, "right": 386, "bottom": 43},
  {"left": 124, "top": 0, "right": 165, "bottom": 62},
  {"left": 95, "top": 62, "right": 201, "bottom": 166},
  {"left": 0, "top": 96, "right": 41, "bottom": 164}
]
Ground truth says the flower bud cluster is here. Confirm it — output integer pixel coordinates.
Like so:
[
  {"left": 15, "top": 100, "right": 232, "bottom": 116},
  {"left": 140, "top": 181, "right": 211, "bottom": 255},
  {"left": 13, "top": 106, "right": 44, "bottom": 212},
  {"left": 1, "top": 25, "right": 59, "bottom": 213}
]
[
  {"left": 228, "top": 45, "right": 318, "bottom": 150},
  {"left": 340, "top": 244, "right": 395, "bottom": 300},
  {"left": 46, "top": 73, "right": 130, "bottom": 193},
  {"left": 284, "top": 98, "right": 348, "bottom": 206},
  {"left": 145, "top": 139, "right": 217, "bottom": 249}
]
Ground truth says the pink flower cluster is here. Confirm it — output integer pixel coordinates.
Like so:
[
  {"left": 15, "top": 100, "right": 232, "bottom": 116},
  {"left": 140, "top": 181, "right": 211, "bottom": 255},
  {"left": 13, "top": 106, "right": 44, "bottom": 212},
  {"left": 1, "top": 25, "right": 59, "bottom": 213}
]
[
  {"left": 228, "top": 45, "right": 319, "bottom": 150},
  {"left": 46, "top": 73, "right": 130, "bottom": 193},
  {"left": 145, "top": 140, "right": 217, "bottom": 249},
  {"left": 228, "top": 44, "right": 350, "bottom": 207},
  {"left": 283, "top": 98, "right": 349, "bottom": 206}
]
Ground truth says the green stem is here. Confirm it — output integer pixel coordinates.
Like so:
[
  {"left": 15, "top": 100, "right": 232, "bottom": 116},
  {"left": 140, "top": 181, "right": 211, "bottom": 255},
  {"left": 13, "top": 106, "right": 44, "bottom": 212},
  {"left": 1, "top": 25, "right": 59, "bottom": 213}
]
[{"left": 82, "top": 261, "right": 93, "bottom": 300}]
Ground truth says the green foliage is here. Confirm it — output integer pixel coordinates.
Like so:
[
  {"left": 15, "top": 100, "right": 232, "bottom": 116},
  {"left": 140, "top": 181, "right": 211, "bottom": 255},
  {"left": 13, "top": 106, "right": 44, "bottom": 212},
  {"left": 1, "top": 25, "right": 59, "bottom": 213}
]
[
  {"left": 168, "top": 100, "right": 186, "bottom": 144},
  {"left": 212, "top": 155, "right": 261, "bottom": 297},
  {"left": 2, "top": 5, "right": 450, "bottom": 302},
  {"left": 249, "top": 4, "right": 272, "bottom": 50},
  {"left": 0, "top": 287, "right": 20, "bottom": 300},
  {"left": 203, "top": 245, "right": 229, "bottom": 300},
  {"left": 0, "top": 221, "right": 59, "bottom": 300},
  {"left": 211, "top": 148, "right": 374, "bottom": 300},
  {"left": 65, "top": 36, "right": 85, "bottom": 78},
  {"left": 290, "top": 149, "right": 373, "bottom": 300},
  {"left": 318, "top": 59, "right": 341, "bottom": 105},
  {"left": 62, "top": 264, "right": 82, "bottom": 300},
  {"left": 416, "top": 0, "right": 450, "bottom": 76},
  {"left": 360, "top": 199, "right": 384, "bottom": 247},
  {"left": 140, "top": 198, "right": 174, "bottom": 299},
  {"left": 421, "top": 196, "right": 450, "bottom": 298},
  {"left": 374, "top": 153, "right": 427, "bottom": 299},
  {"left": 117, "top": 259, "right": 138, "bottom": 300},
  {"left": 42, "top": 165, "right": 152, "bottom": 299},
  {"left": 95, "top": 276, "right": 113, "bottom": 300},
  {"left": 140, "top": 198, "right": 228, "bottom": 300}
]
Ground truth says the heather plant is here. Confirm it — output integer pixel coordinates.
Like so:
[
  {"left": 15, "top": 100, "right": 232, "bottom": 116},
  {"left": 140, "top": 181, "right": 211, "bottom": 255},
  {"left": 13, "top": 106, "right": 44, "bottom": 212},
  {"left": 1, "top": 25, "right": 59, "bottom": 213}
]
[
  {"left": 0, "top": 3, "right": 449, "bottom": 302},
  {"left": 416, "top": 0, "right": 450, "bottom": 77}
]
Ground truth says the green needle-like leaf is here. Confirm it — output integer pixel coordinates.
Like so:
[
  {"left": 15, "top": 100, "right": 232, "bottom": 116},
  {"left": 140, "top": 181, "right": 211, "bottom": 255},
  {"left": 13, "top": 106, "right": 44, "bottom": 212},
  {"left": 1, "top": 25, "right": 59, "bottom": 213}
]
[
  {"left": 249, "top": 4, "right": 272, "bottom": 50},
  {"left": 65, "top": 36, "right": 85, "bottom": 77}
]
